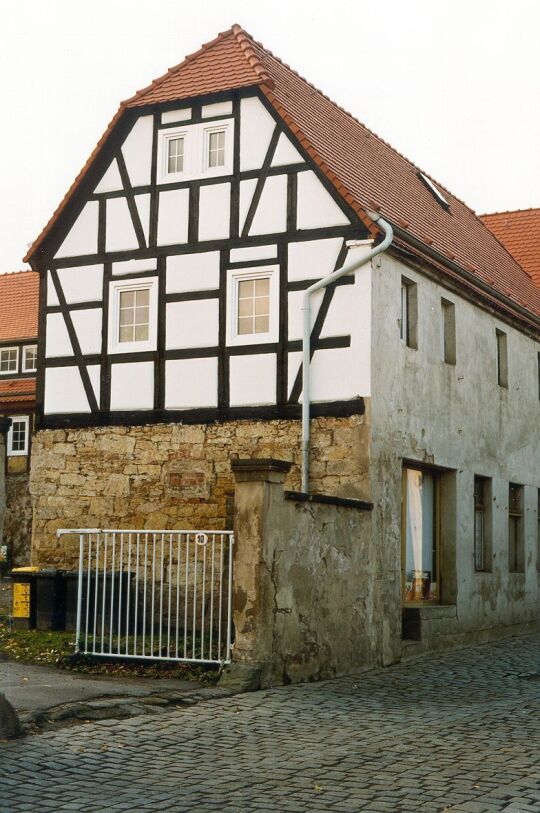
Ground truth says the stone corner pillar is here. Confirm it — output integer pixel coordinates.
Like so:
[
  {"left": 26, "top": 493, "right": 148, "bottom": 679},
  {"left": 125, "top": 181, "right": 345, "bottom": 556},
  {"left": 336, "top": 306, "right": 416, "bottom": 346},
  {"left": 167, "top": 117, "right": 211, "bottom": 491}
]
[{"left": 222, "top": 458, "right": 292, "bottom": 690}]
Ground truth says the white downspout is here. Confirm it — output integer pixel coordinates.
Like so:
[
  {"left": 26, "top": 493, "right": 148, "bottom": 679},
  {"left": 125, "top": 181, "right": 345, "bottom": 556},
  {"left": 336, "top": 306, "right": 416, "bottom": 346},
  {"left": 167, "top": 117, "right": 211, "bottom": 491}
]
[{"left": 301, "top": 211, "right": 394, "bottom": 493}]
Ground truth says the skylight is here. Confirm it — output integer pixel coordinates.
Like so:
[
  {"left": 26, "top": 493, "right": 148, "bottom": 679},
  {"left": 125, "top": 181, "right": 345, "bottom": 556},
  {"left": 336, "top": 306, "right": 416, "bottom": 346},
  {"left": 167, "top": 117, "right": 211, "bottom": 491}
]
[{"left": 417, "top": 172, "right": 450, "bottom": 210}]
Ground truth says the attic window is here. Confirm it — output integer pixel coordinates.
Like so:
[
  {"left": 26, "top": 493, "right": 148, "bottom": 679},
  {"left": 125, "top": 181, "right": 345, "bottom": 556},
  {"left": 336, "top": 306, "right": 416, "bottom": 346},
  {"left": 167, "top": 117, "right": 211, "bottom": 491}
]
[{"left": 417, "top": 172, "right": 450, "bottom": 211}]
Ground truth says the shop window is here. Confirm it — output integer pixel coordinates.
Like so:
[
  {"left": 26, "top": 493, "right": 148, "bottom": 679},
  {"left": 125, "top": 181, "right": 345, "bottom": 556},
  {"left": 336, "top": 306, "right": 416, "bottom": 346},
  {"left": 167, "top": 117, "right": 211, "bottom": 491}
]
[{"left": 402, "top": 467, "right": 439, "bottom": 603}]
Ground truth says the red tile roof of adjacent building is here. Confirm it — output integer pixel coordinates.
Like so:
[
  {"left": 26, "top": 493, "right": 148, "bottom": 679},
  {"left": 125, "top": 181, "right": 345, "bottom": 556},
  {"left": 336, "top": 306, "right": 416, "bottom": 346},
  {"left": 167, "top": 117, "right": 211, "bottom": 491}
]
[
  {"left": 25, "top": 25, "right": 540, "bottom": 327},
  {"left": 480, "top": 208, "right": 540, "bottom": 289},
  {"left": 0, "top": 271, "right": 39, "bottom": 342},
  {"left": 0, "top": 377, "right": 36, "bottom": 407}
]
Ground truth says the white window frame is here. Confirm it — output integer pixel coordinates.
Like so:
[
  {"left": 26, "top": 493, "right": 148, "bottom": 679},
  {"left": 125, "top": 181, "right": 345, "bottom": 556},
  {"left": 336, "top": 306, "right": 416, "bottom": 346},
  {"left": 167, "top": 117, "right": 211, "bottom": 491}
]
[
  {"left": 157, "top": 119, "right": 234, "bottom": 183},
  {"left": 22, "top": 344, "right": 38, "bottom": 373},
  {"left": 108, "top": 277, "right": 158, "bottom": 354},
  {"left": 159, "top": 127, "right": 191, "bottom": 181},
  {"left": 7, "top": 415, "right": 29, "bottom": 457},
  {"left": 226, "top": 266, "right": 279, "bottom": 347},
  {"left": 0, "top": 346, "right": 19, "bottom": 375},
  {"left": 201, "top": 122, "right": 233, "bottom": 176}
]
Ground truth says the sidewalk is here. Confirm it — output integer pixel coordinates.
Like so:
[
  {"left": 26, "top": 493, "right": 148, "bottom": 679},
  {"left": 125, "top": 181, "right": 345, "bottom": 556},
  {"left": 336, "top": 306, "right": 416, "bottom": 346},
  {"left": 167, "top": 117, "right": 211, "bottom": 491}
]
[{"left": 0, "top": 658, "right": 230, "bottom": 733}]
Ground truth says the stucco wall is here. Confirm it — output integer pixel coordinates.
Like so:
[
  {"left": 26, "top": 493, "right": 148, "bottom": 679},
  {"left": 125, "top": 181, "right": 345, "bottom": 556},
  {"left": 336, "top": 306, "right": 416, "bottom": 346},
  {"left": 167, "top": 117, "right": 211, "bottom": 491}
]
[
  {"left": 29, "top": 414, "right": 370, "bottom": 568},
  {"left": 231, "top": 460, "right": 375, "bottom": 685},
  {"left": 370, "top": 251, "right": 540, "bottom": 661}
]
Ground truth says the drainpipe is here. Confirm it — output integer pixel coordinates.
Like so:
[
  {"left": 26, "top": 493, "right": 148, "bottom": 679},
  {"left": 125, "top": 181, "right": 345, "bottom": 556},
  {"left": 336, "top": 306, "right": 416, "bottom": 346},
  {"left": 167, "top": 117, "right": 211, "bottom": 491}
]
[{"left": 301, "top": 211, "right": 394, "bottom": 493}]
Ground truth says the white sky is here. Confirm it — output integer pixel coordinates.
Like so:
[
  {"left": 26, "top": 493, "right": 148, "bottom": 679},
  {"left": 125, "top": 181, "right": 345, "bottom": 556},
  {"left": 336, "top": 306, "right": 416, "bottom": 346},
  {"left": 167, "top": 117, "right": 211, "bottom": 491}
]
[{"left": 1, "top": 0, "right": 539, "bottom": 272}]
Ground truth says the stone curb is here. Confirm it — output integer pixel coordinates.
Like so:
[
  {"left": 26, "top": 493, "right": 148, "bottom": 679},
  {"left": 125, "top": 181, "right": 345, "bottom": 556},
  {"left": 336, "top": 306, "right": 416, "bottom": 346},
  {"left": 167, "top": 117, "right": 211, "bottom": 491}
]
[{"left": 21, "top": 685, "right": 236, "bottom": 735}]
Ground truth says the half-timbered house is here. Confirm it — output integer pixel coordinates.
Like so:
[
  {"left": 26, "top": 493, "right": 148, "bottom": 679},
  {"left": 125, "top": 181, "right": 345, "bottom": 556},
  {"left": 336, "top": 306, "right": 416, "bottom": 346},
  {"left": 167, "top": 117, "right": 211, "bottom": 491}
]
[
  {"left": 25, "top": 26, "right": 540, "bottom": 666},
  {"left": 0, "top": 270, "right": 39, "bottom": 566}
]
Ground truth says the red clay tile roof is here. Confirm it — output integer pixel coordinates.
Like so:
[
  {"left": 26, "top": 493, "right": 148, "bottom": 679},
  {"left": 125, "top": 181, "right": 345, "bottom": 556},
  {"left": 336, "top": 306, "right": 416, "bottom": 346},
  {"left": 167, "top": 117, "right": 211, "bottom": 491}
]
[
  {"left": 124, "top": 27, "right": 274, "bottom": 107},
  {"left": 480, "top": 208, "right": 540, "bottom": 289},
  {"left": 25, "top": 25, "right": 540, "bottom": 327},
  {"left": 0, "top": 271, "right": 39, "bottom": 342},
  {"left": 0, "top": 377, "right": 36, "bottom": 408}
]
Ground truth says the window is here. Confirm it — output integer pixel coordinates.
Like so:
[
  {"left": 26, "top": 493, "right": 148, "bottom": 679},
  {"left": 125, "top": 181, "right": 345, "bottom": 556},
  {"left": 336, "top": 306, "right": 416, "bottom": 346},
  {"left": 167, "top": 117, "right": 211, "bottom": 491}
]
[
  {"left": 208, "top": 130, "right": 225, "bottom": 168},
  {"left": 400, "top": 278, "right": 418, "bottom": 348},
  {"left": 158, "top": 119, "right": 233, "bottom": 182},
  {"left": 7, "top": 416, "right": 29, "bottom": 457},
  {"left": 22, "top": 345, "right": 37, "bottom": 373},
  {"left": 509, "top": 483, "right": 524, "bottom": 572},
  {"left": 108, "top": 277, "right": 158, "bottom": 354},
  {"left": 496, "top": 329, "right": 508, "bottom": 388},
  {"left": 474, "top": 476, "right": 492, "bottom": 571},
  {"left": 237, "top": 278, "right": 270, "bottom": 336},
  {"left": 402, "top": 467, "right": 439, "bottom": 603},
  {"left": 167, "top": 137, "right": 184, "bottom": 174},
  {"left": 441, "top": 299, "right": 456, "bottom": 364},
  {"left": 226, "top": 266, "right": 279, "bottom": 347},
  {"left": 119, "top": 289, "right": 150, "bottom": 343},
  {"left": 0, "top": 347, "right": 19, "bottom": 375}
]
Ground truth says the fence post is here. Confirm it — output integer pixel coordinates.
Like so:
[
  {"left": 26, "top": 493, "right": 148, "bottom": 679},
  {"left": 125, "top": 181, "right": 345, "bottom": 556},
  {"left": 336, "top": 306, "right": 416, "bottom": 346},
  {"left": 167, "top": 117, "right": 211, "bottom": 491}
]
[{"left": 227, "top": 458, "right": 292, "bottom": 689}]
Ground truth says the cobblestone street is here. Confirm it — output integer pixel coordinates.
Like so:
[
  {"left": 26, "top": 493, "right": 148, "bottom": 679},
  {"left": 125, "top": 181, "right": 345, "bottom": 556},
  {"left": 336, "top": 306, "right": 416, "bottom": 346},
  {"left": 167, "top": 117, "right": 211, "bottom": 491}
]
[{"left": 2, "top": 634, "right": 540, "bottom": 812}]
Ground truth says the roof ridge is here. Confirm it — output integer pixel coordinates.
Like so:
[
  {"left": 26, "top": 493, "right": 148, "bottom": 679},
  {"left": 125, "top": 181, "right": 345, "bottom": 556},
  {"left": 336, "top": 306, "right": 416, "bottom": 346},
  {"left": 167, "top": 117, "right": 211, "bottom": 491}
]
[
  {"left": 480, "top": 207, "right": 540, "bottom": 218},
  {"left": 123, "top": 27, "right": 236, "bottom": 106},
  {"left": 124, "top": 25, "right": 272, "bottom": 108},
  {"left": 239, "top": 28, "right": 480, "bottom": 214},
  {"left": 0, "top": 269, "right": 37, "bottom": 277}
]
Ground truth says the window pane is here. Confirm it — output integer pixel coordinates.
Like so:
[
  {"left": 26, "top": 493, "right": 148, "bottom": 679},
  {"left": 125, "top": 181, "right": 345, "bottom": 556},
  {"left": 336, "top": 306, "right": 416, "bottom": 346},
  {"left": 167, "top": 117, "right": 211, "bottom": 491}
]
[
  {"left": 0, "top": 349, "right": 17, "bottom": 372},
  {"left": 168, "top": 137, "right": 184, "bottom": 173},
  {"left": 134, "top": 324, "right": 149, "bottom": 341},
  {"left": 238, "top": 298, "right": 253, "bottom": 317},
  {"left": 254, "top": 297, "right": 269, "bottom": 316},
  {"left": 237, "top": 317, "right": 253, "bottom": 335},
  {"left": 254, "top": 278, "right": 269, "bottom": 297},
  {"left": 118, "top": 288, "right": 150, "bottom": 343},
  {"left": 135, "top": 289, "right": 149, "bottom": 307},
  {"left": 120, "top": 291, "right": 135, "bottom": 308},
  {"left": 238, "top": 280, "right": 254, "bottom": 299},
  {"left": 209, "top": 130, "right": 225, "bottom": 168},
  {"left": 24, "top": 347, "right": 37, "bottom": 370},
  {"left": 254, "top": 315, "right": 269, "bottom": 333}
]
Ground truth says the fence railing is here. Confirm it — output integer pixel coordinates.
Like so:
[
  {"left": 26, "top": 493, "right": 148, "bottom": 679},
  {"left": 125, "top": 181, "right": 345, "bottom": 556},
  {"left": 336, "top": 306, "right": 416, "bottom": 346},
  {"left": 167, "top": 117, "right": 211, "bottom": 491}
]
[{"left": 57, "top": 529, "right": 234, "bottom": 665}]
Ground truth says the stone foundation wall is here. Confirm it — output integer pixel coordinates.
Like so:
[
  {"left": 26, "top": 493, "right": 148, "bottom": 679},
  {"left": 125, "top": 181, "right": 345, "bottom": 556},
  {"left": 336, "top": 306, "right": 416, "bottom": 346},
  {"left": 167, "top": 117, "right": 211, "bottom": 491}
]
[
  {"left": 30, "top": 414, "right": 370, "bottom": 568},
  {"left": 4, "top": 474, "right": 33, "bottom": 567}
]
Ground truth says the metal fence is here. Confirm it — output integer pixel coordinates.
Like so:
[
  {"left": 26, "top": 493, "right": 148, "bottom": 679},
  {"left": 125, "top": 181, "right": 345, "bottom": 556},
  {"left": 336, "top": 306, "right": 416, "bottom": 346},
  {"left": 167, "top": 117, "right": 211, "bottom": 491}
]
[{"left": 57, "top": 529, "right": 234, "bottom": 665}]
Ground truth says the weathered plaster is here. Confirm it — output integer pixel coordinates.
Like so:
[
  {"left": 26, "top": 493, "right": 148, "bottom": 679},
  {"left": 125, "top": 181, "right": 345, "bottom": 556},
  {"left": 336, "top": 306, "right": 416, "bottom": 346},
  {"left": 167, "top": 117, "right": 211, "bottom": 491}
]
[{"left": 371, "top": 251, "right": 540, "bottom": 659}]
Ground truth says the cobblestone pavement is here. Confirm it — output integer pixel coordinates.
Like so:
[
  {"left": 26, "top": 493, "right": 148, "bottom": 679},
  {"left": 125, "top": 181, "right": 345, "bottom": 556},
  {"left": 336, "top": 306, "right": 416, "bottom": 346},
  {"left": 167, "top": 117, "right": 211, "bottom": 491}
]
[{"left": 2, "top": 634, "right": 540, "bottom": 813}]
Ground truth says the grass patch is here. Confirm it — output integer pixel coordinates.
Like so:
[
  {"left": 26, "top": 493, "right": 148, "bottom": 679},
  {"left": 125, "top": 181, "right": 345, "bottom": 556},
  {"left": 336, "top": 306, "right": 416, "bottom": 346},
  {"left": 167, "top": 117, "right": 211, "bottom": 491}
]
[{"left": 0, "top": 611, "right": 219, "bottom": 683}]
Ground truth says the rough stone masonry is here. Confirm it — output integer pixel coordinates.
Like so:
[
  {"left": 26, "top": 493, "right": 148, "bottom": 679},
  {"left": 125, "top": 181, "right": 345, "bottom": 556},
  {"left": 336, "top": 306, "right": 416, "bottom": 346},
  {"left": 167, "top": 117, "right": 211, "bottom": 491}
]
[{"left": 29, "top": 414, "right": 369, "bottom": 567}]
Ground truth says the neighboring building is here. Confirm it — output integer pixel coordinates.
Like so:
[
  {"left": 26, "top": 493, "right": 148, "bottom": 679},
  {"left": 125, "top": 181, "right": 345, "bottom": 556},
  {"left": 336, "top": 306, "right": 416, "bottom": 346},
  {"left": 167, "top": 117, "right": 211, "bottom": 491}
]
[
  {"left": 481, "top": 208, "right": 540, "bottom": 289},
  {"left": 0, "top": 271, "right": 39, "bottom": 566},
  {"left": 24, "top": 26, "right": 540, "bottom": 664}
]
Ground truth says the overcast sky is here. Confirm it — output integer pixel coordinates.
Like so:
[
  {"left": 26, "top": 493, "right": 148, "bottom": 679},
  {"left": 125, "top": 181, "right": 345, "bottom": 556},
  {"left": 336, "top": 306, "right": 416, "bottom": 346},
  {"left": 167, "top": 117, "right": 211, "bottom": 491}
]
[{"left": 1, "top": 0, "right": 539, "bottom": 272}]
